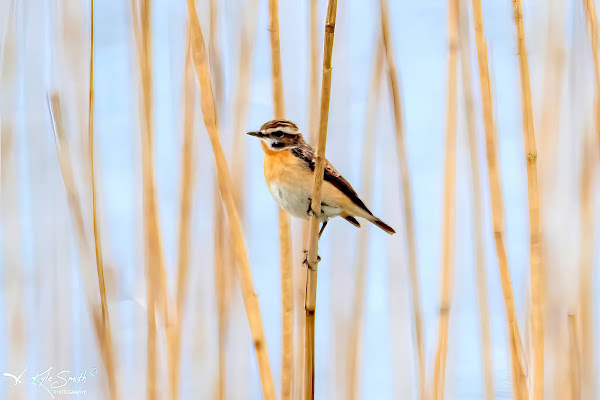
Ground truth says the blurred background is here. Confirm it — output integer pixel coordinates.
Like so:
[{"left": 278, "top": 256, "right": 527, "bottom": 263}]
[{"left": 0, "top": 0, "right": 598, "bottom": 399}]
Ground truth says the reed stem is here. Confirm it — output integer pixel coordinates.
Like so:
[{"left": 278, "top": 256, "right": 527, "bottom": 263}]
[
  {"left": 458, "top": 1, "right": 494, "bottom": 398},
  {"left": 304, "top": 1, "right": 337, "bottom": 398},
  {"left": 267, "top": 1, "right": 294, "bottom": 398},
  {"left": 432, "top": 0, "right": 458, "bottom": 397},
  {"left": 169, "top": 33, "right": 196, "bottom": 400},
  {"left": 583, "top": 0, "right": 600, "bottom": 156},
  {"left": 509, "top": 2, "right": 544, "bottom": 398},
  {"left": 88, "top": 3, "right": 117, "bottom": 398},
  {"left": 470, "top": 0, "right": 528, "bottom": 398}
]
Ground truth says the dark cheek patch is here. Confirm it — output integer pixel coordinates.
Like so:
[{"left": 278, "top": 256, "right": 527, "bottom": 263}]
[{"left": 271, "top": 142, "right": 285, "bottom": 148}]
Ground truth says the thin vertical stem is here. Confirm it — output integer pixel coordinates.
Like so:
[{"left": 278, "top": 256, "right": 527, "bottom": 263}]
[
  {"left": 578, "top": 137, "right": 596, "bottom": 400},
  {"left": 214, "top": 180, "right": 228, "bottom": 400},
  {"left": 432, "top": 0, "right": 458, "bottom": 397},
  {"left": 568, "top": 314, "right": 581, "bottom": 400},
  {"left": 88, "top": 3, "right": 117, "bottom": 397},
  {"left": 169, "top": 33, "right": 196, "bottom": 400},
  {"left": 380, "top": 1, "right": 425, "bottom": 397},
  {"left": 471, "top": 0, "right": 528, "bottom": 398},
  {"left": 136, "top": 1, "right": 168, "bottom": 398},
  {"left": 304, "top": 1, "right": 337, "bottom": 399},
  {"left": 267, "top": 1, "right": 294, "bottom": 398},
  {"left": 458, "top": 1, "right": 494, "bottom": 398},
  {"left": 308, "top": 0, "right": 320, "bottom": 145},
  {"left": 510, "top": 2, "right": 543, "bottom": 399},
  {"left": 297, "top": 1, "right": 319, "bottom": 397},
  {"left": 583, "top": 0, "right": 600, "bottom": 156}
]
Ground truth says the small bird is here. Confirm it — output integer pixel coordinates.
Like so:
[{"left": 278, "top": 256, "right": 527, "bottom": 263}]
[{"left": 247, "top": 119, "right": 395, "bottom": 237}]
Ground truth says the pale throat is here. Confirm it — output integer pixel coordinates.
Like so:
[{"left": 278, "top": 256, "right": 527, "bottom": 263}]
[{"left": 262, "top": 138, "right": 287, "bottom": 151}]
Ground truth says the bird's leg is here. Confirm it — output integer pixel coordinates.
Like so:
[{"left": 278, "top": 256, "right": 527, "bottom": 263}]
[{"left": 318, "top": 219, "right": 328, "bottom": 240}]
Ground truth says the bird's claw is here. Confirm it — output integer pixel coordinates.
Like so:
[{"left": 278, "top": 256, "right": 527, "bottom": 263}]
[
  {"left": 306, "top": 199, "right": 318, "bottom": 218},
  {"left": 302, "top": 249, "right": 321, "bottom": 268}
]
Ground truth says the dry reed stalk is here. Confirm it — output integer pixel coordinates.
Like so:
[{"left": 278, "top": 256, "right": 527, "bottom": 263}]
[
  {"left": 186, "top": 1, "right": 276, "bottom": 398},
  {"left": 1, "top": 124, "right": 26, "bottom": 400},
  {"left": 578, "top": 138, "right": 596, "bottom": 400},
  {"left": 583, "top": 0, "right": 600, "bottom": 156},
  {"left": 509, "top": 2, "right": 544, "bottom": 398},
  {"left": 432, "top": 0, "right": 458, "bottom": 398},
  {"left": 379, "top": 1, "right": 425, "bottom": 397},
  {"left": 130, "top": 0, "right": 169, "bottom": 329},
  {"left": 267, "top": 1, "right": 294, "bottom": 398},
  {"left": 214, "top": 180, "right": 229, "bottom": 400},
  {"left": 209, "top": 0, "right": 223, "bottom": 113},
  {"left": 458, "top": 1, "right": 494, "bottom": 398},
  {"left": 133, "top": 1, "right": 169, "bottom": 398},
  {"left": 0, "top": 7, "right": 25, "bottom": 400},
  {"left": 470, "top": 0, "right": 528, "bottom": 398},
  {"left": 169, "top": 33, "right": 196, "bottom": 400},
  {"left": 346, "top": 41, "right": 384, "bottom": 400},
  {"left": 88, "top": 3, "right": 117, "bottom": 398},
  {"left": 568, "top": 314, "right": 580, "bottom": 400},
  {"left": 303, "top": 2, "right": 337, "bottom": 399},
  {"left": 296, "top": 1, "right": 320, "bottom": 397},
  {"left": 48, "top": 93, "right": 116, "bottom": 397},
  {"left": 308, "top": 0, "right": 320, "bottom": 145}
]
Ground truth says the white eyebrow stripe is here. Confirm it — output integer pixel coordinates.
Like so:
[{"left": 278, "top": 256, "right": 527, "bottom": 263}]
[{"left": 265, "top": 126, "right": 296, "bottom": 135}]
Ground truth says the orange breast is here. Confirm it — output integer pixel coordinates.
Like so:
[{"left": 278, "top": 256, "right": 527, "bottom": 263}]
[{"left": 263, "top": 146, "right": 304, "bottom": 187}]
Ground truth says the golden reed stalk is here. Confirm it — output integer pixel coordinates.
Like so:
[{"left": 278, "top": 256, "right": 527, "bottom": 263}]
[
  {"left": 213, "top": 179, "right": 229, "bottom": 400},
  {"left": 458, "top": 1, "right": 494, "bottom": 398},
  {"left": 88, "top": 2, "right": 117, "bottom": 398},
  {"left": 432, "top": 0, "right": 458, "bottom": 397},
  {"left": 510, "top": 2, "right": 544, "bottom": 399},
  {"left": 130, "top": 1, "right": 169, "bottom": 398},
  {"left": 470, "top": 0, "right": 528, "bottom": 398},
  {"left": 578, "top": 138, "right": 596, "bottom": 400},
  {"left": 568, "top": 313, "right": 581, "bottom": 400},
  {"left": 347, "top": 40, "right": 384, "bottom": 400},
  {"left": 304, "top": 1, "right": 337, "bottom": 398},
  {"left": 296, "top": 1, "right": 320, "bottom": 397},
  {"left": 186, "top": 1, "right": 276, "bottom": 398},
  {"left": 1, "top": 6, "right": 26, "bottom": 400},
  {"left": 583, "top": 0, "right": 600, "bottom": 156},
  {"left": 379, "top": 1, "right": 425, "bottom": 397},
  {"left": 267, "top": 1, "right": 294, "bottom": 398},
  {"left": 169, "top": 34, "right": 196, "bottom": 400},
  {"left": 581, "top": 7, "right": 600, "bottom": 398}
]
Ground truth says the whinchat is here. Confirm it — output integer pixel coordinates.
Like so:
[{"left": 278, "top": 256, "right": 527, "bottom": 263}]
[{"left": 247, "top": 119, "right": 395, "bottom": 237}]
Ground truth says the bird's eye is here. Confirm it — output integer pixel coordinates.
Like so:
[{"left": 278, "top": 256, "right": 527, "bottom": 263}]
[{"left": 272, "top": 130, "right": 284, "bottom": 138}]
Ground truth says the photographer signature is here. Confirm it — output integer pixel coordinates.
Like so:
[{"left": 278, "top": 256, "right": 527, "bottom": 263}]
[{"left": 2, "top": 367, "right": 98, "bottom": 398}]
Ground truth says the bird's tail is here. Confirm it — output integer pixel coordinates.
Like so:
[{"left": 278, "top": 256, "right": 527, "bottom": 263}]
[{"left": 370, "top": 217, "right": 396, "bottom": 235}]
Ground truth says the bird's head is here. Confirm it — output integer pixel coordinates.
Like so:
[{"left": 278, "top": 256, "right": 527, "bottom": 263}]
[{"left": 247, "top": 119, "right": 304, "bottom": 151}]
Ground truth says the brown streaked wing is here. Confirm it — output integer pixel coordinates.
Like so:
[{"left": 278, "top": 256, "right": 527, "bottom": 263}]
[{"left": 290, "top": 143, "right": 373, "bottom": 216}]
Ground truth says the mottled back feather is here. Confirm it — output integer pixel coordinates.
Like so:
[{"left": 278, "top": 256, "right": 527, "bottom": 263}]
[{"left": 290, "top": 142, "right": 373, "bottom": 216}]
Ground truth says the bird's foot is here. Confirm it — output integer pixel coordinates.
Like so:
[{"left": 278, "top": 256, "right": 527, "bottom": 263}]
[
  {"left": 302, "top": 249, "right": 321, "bottom": 268},
  {"left": 306, "top": 198, "right": 318, "bottom": 218}
]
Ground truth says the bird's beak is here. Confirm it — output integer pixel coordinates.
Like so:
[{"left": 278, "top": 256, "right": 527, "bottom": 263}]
[{"left": 246, "top": 131, "right": 265, "bottom": 138}]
